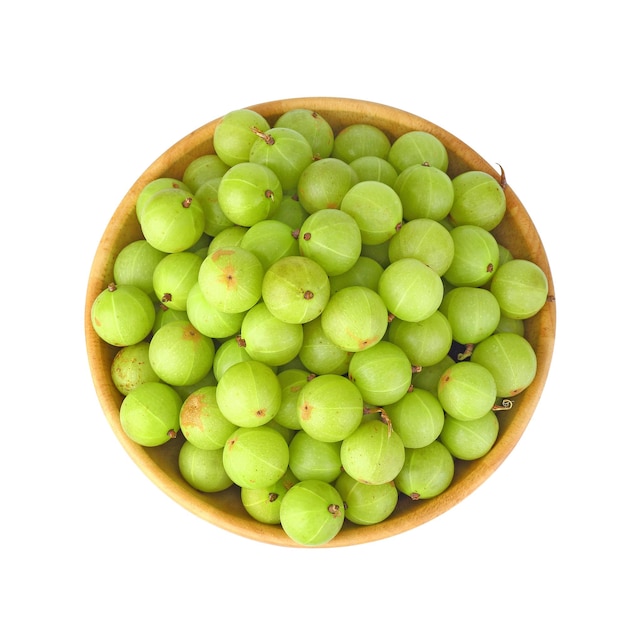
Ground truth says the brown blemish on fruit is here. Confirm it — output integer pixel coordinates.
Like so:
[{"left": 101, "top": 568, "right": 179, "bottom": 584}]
[
  {"left": 167, "top": 429, "right": 177, "bottom": 439},
  {"left": 265, "top": 189, "right": 275, "bottom": 200},
  {"left": 303, "top": 232, "right": 311, "bottom": 241},
  {"left": 226, "top": 437, "right": 237, "bottom": 451},
  {"left": 236, "top": 334, "right": 247, "bottom": 348},
  {"left": 255, "top": 408, "right": 267, "bottom": 419},
  {"left": 303, "top": 290, "right": 314, "bottom": 299},
  {"left": 182, "top": 324, "right": 203, "bottom": 342},
  {"left": 179, "top": 393, "right": 207, "bottom": 431},
  {"left": 218, "top": 264, "right": 237, "bottom": 290},
  {"left": 182, "top": 197, "right": 193, "bottom": 208},
  {"left": 300, "top": 401, "right": 313, "bottom": 421},
  {"left": 487, "top": 263, "right": 494, "bottom": 273},
  {"left": 211, "top": 249, "right": 235, "bottom": 261},
  {"left": 268, "top": 493, "right": 279, "bottom": 502}
]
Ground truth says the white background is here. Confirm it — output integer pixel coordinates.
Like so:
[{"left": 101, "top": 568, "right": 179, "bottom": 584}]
[{"left": 2, "top": 2, "right": 623, "bottom": 622}]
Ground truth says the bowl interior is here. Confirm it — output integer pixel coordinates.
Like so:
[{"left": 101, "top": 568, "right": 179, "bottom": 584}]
[{"left": 84, "top": 97, "right": 556, "bottom": 547}]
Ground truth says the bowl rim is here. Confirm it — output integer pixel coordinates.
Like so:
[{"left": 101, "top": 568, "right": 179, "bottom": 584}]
[{"left": 85, "top": 96, "right": 557, "bottom": 548}]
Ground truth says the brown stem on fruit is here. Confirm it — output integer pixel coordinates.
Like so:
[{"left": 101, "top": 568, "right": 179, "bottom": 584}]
[
  {"left": 291, "top": 229, "right": 300, "bottom": 239},
  {"left": 388, "top": 312, "right": 395, "bottom": 323},
  {"left": 422, "top": 162, "right": 431, "bottom": 167},
  {"left": 265, "top": 189, "right": 275, "bottom": 201},
  {"left": 236, "top": 334, "right": 247, "bottom": 348},
  {"left": 492, "top": 399, "right": 514, "bottom": 411},
  {"left": 457, "top": 343, "right": 474, "bottom": 361},
  {"left": 364, "top": 406, "right": 393, "bottom": 437},
  {"left": 487, "top": 263, "right": 494, "bottom": 273},
  {"left": 303, "top": 290, "right": 315, "bottom": 300},
  {"left": 395, "top": 222, "right": 403, "bottom": 232},
  {"left": 411, "top": 365, "right": 422, "bottom": 374},
  {"left": 251, "top": 126, "right": 275, "bottom": 145},
  {"left": 268, "top": 493, "right": 279, "bottom": 502},
  {"left": 292, "top": 192, "right": 299, "bottom": 201},
  {"left": 159, "top": 301, "right": 169, "bottom": 311},
  {"left": 496, "top": 163, "right": 507, "bottom": 189},
  {"left": 306, "top": 373, "right": 317, "bottom": 382},
  {"left": 107, "top": 282, "right": 117, "bottom": 292},
  {"left": 161, "top": 293, "right": 172, "bottom": 304},
  {"left": 410, "top": 492, "right": 421, "bottom": 501},
  {"left": 167, "top": 429, "right": 177, "bottom": 439},
  {"left": 182, "top": 197, "right": 193, "bottom": 208},
  {"left": 328, "top": 504, "right": 342, "bottom": 518}
]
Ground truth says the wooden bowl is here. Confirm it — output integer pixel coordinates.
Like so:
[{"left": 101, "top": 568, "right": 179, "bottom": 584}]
[{"left": 84, "top": 97, "right": 557, "bottom": 547}]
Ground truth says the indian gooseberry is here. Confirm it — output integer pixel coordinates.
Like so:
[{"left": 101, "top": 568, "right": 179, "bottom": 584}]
[
  {"left": 385, "top": 387, "right": 445, "bottom": 449},
  {"left": 181, "top": 154, "right": 230, "bottom": 194},
  {"left": 217, "top": 162, "right": 283, "bottom": 227},
  {"left": 439, "top": 411, "right": 499, "bottom": 461},
  {"left": 489, "top": 258, "right": 549, "bottom": 319},
  {"left": 395, "top": 440, "right": 455, "bottom": 500},
  {"left": 449, "top": 170, "right": 506, "bottom": 231},
  {"left": 273, "top": 368, "right": 311, "bottom": 430},
  {"left": 140, "top": 187, "right": 205, "bottom": 253},
  {"left": 340, "top": 419, "right": 406, "bottom": 485},
  {"left": 393, "top": 162, "right": 454, "bottom": 221},
  {"left": 91, "top": 282, "right": 155, "bottom": 347},
  {"left": 113, "top": 239, "right": 167, "bottom": 295},
  {"left": 178, "top": 440, "right": 234, "bottom": 493},
  {"left": 387, "top": 130, "right": 449, "bottom": 172},
  {"left": 193, "top": 177, "right": 235, "bottom": 237},
  {"left": 211, "top": 336, "right": 253, "bottom": 381},
  {"left": 297, "top": 373, "right": 363, "bottom": 443},
  {"left": 328, "top": 255, "right": 384, "bottom": 296},
  {"left": 215, "top": 360, "right": 282, "bottom": 428},
  {"left": 331, "top": 123, "right": 391, "bottom": 163},
  {"left": 297, "top": 157, "right": 358, "bottom": 214},
  {"left": 271, "top": 194, "right": 309, "bottom": 230},
  {"left": 440, "top": 286, "right": 501, "bottom": 346},
  {"left": 349, "top": 155, "right": 398, "bottom": 186},
  {"left": 388, "top": 311, "right": 453, "bottom": 368},
  {"left": 470, "top": 332, "right": 538, "bottom": 398},
  {"left": 206, "top": 225, "right": 248, "bottom": 253},
  {"left": 148, "top": 320, "right": 215, "bottom": 387},
  {"left": 279, "top": 479, "right": 345, "bottom": 547},
  {"left": 274, "top": 108, "right": 335, "bottom": 159},
  {"left": 179, "top": 386, "right": 238, "bottom": 450},
  {"left": 119, "top": 381, "right": 182, "bottom": 447},
  {"left": 222, "top": 425, "right": 290, "bottom": 490},
  {"left": 387, "top": 217, "right": 455, "bottom": 276},
  {"left": 240, "top": 468, "right": 299, "bottom": 525},
  {"left": 135, "top": 177, "right": 192, "bottom": 223},
  {"left": 238, "top": 302, "right": 304, "bottom": 367},
  {"left": 437, "top": 361, "right": 497, "bottom": 421},
  {"left": 348, "top": 340, "right": 413, "bottom": 406},
  {"left": 110, "top": 341, "right": 160, "bottom": 396},
  {"left": 152, "top": 251, "right": 202, "bottom": 311},
  {"left": 197, "top": 245, "right": 264, "bottom": 314},
  {"left": 185, "top": 282, "right": 244, "bottom": 339},
  {"left": 340, "top": 180, "right": 403, "bottom": 245},
  {"left": 261, "top": 255, "right": 330, "bottom": 324},
  {"left": 320, "top": 285, "right": 389, "bottom": 352},
  {"left": 443, "top": 224, "right": 500, "bottom": 287},
  {"left": 213, "top": 108, "right": 271, "bottom": 166},
  {"left": 334, "top": 471, "right": 399, "bottom": 526},
  {"left": 377, "top": 257, "right": 444, "bottom": 323},
  {"left": 297, "top": 208, "right": 362, "bottom": 276},
  {"left": 249, "top": 126, "right": 314, "bottom": 194},
  {"left": 298, "top": 316, "right": 352, "bottom": 376},
  {"left": 239, "top": 219, "right": 299, "bottom": 271},
  {"left": 288, "top": 431, "right": 342, "bottom": 483}
]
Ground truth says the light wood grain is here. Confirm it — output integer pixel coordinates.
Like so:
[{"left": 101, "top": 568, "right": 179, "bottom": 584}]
[{"left": 84, "top": 97, "right": 556, "bottom": 548}]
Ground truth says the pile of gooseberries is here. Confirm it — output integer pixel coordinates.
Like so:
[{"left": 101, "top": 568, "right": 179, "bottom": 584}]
[{"left": 91, "top": 106, "right": 549, "bottom": 547}]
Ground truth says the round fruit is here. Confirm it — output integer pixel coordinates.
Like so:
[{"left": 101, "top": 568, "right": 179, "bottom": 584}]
[
  {"left": 395, "top": 441, "right": 455, "bottom": 500},
  {"left": 279, "top": 480, "right": 345, "bottom": 546},
  {"left": 178, "top": 440, "right": 234, "bottom": 493}
]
